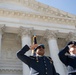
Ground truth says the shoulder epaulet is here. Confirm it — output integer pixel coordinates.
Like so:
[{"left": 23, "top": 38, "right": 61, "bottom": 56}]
[
  {"left": 46, "top": 56, "right": 53, "bottom": 63},
  {"left": 30, "top": 56, "right": 36, "bottom": 59}
]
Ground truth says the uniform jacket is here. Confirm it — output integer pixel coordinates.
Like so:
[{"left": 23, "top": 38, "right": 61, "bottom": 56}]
[
  {"left": 17, "top": 45, "right": 59, "bottom": 75},
  {"left": 58, "top": 46, "right": 76, "bottom": 75}
]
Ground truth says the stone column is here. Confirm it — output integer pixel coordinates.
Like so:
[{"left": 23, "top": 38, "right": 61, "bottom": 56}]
[
  {"left": 45, "top": 30, "right": 65, "bottom": 75},
  {"left": 0, "top": 25, "right": 5, "bottom": 59},
  {"left": 0, "top": 27, "right": 2, "bottom": 59},
  {"left": 19, "top": 27, "right": 32, "bottom": 75}
]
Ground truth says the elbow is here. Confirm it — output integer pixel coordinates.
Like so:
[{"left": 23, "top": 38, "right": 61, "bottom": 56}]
[
  {"left": 58, "top": 52, "right": 61, "bottom": 57},
  {"left": 17, "top": 52, "right": 19, "bottom": 58},
  {"left": 17, "top": 51, "right": 21, "bottom": 59},
  {"left": 58, "top": 51, "right": 63, "bottom": 60}
]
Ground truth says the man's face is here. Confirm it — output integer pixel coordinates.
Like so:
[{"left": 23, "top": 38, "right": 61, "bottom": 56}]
[
  {"left": 69, "top": 45, "right": 76, "bottom": 55},
  {"left": 36, "top": 46, "right": 45, "bottom": 56}
]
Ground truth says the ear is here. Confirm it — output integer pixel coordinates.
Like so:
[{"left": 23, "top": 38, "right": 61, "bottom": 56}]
[{"left": 68, "top": 50, "right": 71, "bottom": 53}]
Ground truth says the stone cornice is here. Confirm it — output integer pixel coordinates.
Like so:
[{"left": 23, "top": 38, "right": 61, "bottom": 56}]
[
  {"left": 0, "top": 0, "right": 76, "bottom": 19},
  {"left": 0, "top": 9, "right": 76, "bottom": 25}
]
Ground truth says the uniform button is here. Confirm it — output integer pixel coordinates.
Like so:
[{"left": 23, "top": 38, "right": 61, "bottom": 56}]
[
  {"left": 46, "top": 72, "right": 47, "bottom": 74},
  {"left": 44, "top": 61, "right": 46, "bottom": 63},
  {"left": 45, "top": 64, "right": 47, "bottom": 66},
  {"left": 46, "top": 68, "right": 47, "bottom": 70}
]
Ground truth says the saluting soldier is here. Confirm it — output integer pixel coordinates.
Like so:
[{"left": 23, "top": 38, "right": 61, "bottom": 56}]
[
  {"left": 17, "top": 35, "right": 59, "bottom": 75},
  {"left": 58, "top": 41, "right": 76, "bottom": 75}
]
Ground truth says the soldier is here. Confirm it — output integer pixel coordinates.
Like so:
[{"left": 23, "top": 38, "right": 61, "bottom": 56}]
[
  {"left": 17, "top": 44, "right": 59, "bottom": 75},
  {"left": 58, "top": 41, "right": 76, "bottom": 75}
]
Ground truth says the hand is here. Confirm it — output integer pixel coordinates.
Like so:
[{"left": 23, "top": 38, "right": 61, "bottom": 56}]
[
  {"left": 68, "top": 44, "right": 74, "bottom": 49},
  {"left": 67, "top": 41, "right": 74, "bottom": 45},
  {"left": 67, "top": 41, "right": 76, "bottom": 47},
  {"left": 30, "top": 44, "right": 38, "bottom": 50}
]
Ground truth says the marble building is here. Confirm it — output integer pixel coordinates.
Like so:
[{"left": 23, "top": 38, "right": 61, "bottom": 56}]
[{"left": 0, "top": 0, "right": 76, "bottom": 75}]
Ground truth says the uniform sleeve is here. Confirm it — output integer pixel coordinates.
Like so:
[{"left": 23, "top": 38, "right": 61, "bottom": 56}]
[
  {"left": 52, "top": 64, "right": 57, "bottom": 75},
  {"left": 58, "top": 46, "right": 69, "bottom": 66},
  {"left": 17, "top": 45, "right": 31, "bottom": 66}
]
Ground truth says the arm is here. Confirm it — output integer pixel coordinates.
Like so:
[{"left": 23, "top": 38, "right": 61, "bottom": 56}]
[
  {"left": 58, "top": 46, "right": 69, "bottom": 66},
  {"left": 17, "top": 45, "right": 31, "bottom": 66}
]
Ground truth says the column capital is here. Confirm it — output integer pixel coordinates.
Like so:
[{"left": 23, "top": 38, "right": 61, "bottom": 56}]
[
  {"left": 44, "top": 29, "right": 58, "bottom": 39},
  {"left": 0, "top": 24, "right": 6, "bottom": 34},
  {"left": 18, "top": 26, "right": 33, "bottom": 36},
  {"left": 66, "top": 32, "right": 76, "bottom": 41}
]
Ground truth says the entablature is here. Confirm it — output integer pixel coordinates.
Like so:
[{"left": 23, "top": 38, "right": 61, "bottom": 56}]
[{"left": 0, "top": 9, "right": 76, "bottom": 25}]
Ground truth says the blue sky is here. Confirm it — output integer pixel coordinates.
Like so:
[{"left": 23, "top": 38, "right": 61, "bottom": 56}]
[{"left": 36, "top": 0, "right": 76, "bottom": 15}]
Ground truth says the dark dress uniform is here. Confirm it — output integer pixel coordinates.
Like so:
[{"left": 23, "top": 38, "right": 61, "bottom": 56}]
[
  {"left": 58, "top": 43, "right": 76, "bottom": 75},
  {"left": 17, "top": 45, "right": 58, "bottom": 75}
]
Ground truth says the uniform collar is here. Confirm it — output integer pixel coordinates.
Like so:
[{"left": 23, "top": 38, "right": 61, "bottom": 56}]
[
  {"left": 36, "top": 54, "right": 44, "bottom": 57},
  {"left": 70, "top": 54, "right": 76, "bottom": 56}
]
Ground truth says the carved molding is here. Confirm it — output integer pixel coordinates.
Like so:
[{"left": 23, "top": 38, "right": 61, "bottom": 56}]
[
  {"left": 0, "top": 9, "right": 75, "bottom": 25},
  {"left": 44, "top": 29, "right": 58, "bottom": 39},
  {"left": 0, "top": 24, "right": 6, "bottom": 34},
  {"left": 0, "top": 69, "right": 22, "bottom": 74}
]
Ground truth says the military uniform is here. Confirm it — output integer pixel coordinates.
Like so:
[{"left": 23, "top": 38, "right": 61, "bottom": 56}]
[
  {"left": 58, "top": 43, "right": 76, "bottom": 75},
  {"left": 17, "top": 45, "right": 58, "bottom": 75}
]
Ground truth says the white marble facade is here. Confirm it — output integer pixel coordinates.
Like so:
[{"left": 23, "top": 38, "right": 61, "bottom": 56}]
[{"left": 0, "top": 0, "right": 76, "bottom": 75}]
